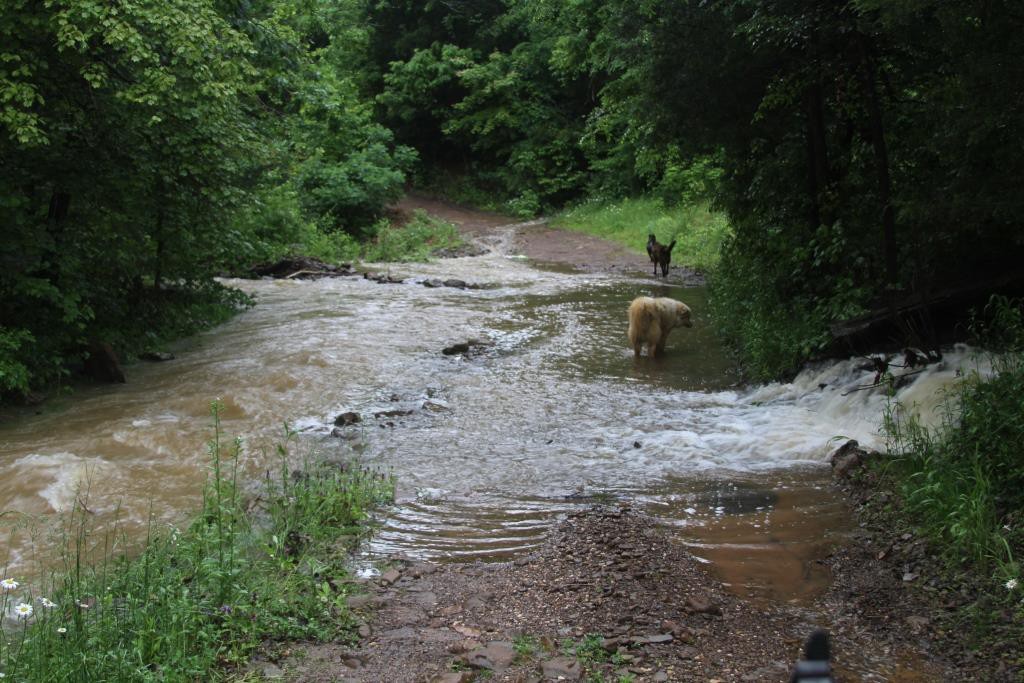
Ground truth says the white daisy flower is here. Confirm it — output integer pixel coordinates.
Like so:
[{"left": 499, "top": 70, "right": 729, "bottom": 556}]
[
  {"left": 1007, "top": 578, "right": 1019, "bottom": 591},
  {"left": 57, "top": 627, "right": 67, "bottom": 634},
  {"left": 39, "top": 597, "right": 57, "bottom": 608},
  {"left": 14, "top": 602, "right": 33, "bottom": 618},
  {"left": 0, "top": 578, "right": 18, "bottom": 591}
]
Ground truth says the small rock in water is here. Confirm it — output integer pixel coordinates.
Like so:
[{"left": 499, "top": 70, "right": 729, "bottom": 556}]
[
  {"left": 422, "top": 400, "right": 450, "bottom": 412},
  {"left": 379, "top": 568, "right": 402, "bottom": 586},
  {"left": 374, "top": 408, "right": 414, "bottom": 418},
  {"left": 140, "top": 351, "right": 175, "bottom": 362},
  {"left": 334, "top": 411, "right": 361, "bottom": 426}
]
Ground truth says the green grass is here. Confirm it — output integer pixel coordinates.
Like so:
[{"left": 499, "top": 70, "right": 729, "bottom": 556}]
[
  {"left": 361, "top": 210, "right": 464, "bottom": 263},
  {"left": 0, "top": 401, "right": 394, "bottom": 681},
  {"left": 513, "top": 634, "right": 539, "bottom": 659},
  {"left": 246, "top": 208, "right": 466, "bottom": 268},
  {"left": 551, "top": 197, "right": 731, "bottom": 273}
]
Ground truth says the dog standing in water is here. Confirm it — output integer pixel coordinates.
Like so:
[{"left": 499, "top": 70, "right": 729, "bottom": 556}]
[{"left": 627, "top": 296, "right": 692, "bottom": 358}]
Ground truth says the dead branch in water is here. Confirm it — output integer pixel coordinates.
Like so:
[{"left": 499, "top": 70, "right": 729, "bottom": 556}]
[{"left": 841, "top": 369, "right": 926, "bottom": 396}]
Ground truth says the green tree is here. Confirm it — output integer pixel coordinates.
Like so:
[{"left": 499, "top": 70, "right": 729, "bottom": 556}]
[{"left": 0, "top": 0, "right": 415, "bottom": 396}]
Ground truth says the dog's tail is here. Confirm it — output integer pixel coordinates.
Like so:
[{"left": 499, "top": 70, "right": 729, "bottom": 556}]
[
  {"left": 667, "top": 238, "right": 677, "bottom": 253},
  {"left": 628, "top": 299, "right": 660, "bottom": 347},
  {"left": 626, "top": 301, "right": 659, "bottom": 331}
]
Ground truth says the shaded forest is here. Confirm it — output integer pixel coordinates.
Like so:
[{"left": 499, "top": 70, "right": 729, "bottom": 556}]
[{"left": 3, "top": 0, "right": 1023, "bottom": 392}]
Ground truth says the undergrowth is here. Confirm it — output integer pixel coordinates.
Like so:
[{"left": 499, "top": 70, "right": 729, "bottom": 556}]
[
  {"left": 361, "top": 209, "right": 464, "bottom": 263},
  {"left": 881, "top": 295, "right": 1023, "bottom": 649},
  {"left": 0, "top": 401, "right": 393, "bottom": 681}
]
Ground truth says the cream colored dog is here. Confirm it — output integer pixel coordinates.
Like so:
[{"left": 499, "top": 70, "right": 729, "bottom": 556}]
[{"left": 627, "top": 296, "right": 692, "bottom": 358}]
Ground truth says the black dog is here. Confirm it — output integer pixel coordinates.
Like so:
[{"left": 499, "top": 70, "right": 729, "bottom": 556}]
[{"left": 647, "top": 234, "right": 676, "bottom": 277}]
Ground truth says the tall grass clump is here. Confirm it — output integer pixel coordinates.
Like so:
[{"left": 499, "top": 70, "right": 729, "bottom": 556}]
[
  {"left": 361, "top": 210, "right": 464, "bottom": 263},
  {"left": 0, "top": 400, "right": 393, "bottom": 681},
  {"left": 883, "top": 296, "right": 1024, "bottom": 592},
  {"left": 552, "top": 197, "right": 731, "bottom": 273}
]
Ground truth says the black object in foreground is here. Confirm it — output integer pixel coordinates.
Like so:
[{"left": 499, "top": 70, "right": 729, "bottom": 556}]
[{"left": 789, "top": 629, "right": 834, "bottom": 683}]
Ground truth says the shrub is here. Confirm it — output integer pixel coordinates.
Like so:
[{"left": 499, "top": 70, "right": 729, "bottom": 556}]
[{"left": 361, "top": 210, "right": 463, "bottom": 263}]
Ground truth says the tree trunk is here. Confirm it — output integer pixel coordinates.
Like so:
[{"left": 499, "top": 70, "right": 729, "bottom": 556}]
[
  {"left": 153, "top": 177, "right": 165, "bottom": 292},
  {"left": 47, "top": 190, "right": 71, "bottom": 227},
  {"left": 858, "top": 35, "right": 898, "bottom": 289},
  {"left": 803, "top": 80, "right": 831, "bottom": 230}
]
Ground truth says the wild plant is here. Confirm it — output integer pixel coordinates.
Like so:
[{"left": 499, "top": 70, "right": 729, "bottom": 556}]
[
  {"left": 0, "top": 400, "right": 394, "bottom": 681},
  {"left": 883, "top": 296, "right": 1023, "bottom": 593}
]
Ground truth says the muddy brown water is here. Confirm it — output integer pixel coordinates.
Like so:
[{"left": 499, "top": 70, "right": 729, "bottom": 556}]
[{"left": 0, "top": 238, "right": 983, "bottom": 612}]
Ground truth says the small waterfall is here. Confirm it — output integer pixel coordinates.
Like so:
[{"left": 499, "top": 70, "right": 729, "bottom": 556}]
[{"left": 747, "top": 343, "right": 989, "bottom": 454}]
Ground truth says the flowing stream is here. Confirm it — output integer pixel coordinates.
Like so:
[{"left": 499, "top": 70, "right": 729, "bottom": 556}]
[{"left": 0, "top": 236, "right": 985, "bottom": 605}]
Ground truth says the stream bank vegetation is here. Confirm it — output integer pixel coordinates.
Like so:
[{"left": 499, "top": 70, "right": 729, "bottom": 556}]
[
  {"left": 0, "top": 402, "right": 394, "bottom": 681},
  {"left": 867, "top": 296, "right": 1024, "bottom": 663}
]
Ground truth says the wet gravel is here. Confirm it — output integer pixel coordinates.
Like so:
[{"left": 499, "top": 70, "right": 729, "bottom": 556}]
[{"left": 279, "top": 505, "right": 963, "bottom": 682}]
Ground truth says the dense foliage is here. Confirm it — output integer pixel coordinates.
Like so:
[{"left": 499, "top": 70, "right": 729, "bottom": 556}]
[{"left": 0, "top": 0, "right": 412, "bottom": 397}]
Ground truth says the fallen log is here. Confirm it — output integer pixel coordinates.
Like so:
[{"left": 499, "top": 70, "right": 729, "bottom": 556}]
[{"left": 828, "top": 273, "right": 1024, "bottom": 354}]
